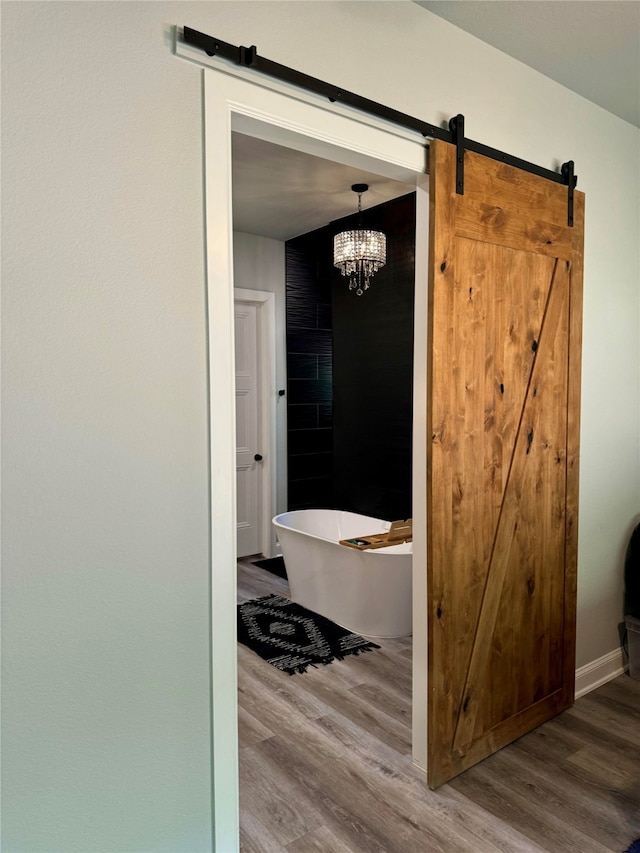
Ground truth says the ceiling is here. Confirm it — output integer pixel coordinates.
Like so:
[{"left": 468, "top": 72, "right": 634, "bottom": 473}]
[
  {"left": 233, "top": 1, "right": 639, "bottom": 242},
  {"left": 416, "top": 1, "right": 639, "bottom": 128},
  {"left": 232, "top": 134, "right": 415, "bottom": 242}
]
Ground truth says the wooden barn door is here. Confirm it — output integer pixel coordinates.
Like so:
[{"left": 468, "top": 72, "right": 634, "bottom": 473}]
[{"left": 427, "top": 139, "right": 584, "bottom": 788}]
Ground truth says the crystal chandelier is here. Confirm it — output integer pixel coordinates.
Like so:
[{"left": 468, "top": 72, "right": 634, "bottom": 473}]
[{"left": 333, "top": 184, "right": 386, "bottom": 296}]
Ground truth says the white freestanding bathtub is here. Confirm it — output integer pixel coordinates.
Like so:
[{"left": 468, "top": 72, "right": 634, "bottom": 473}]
[{"left": 272, "top": 509, "right": 412, "bottom": 638}]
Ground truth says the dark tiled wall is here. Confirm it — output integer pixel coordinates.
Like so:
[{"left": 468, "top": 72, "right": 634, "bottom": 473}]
[
  {"left": 332, "top": 193, "right": 416, "bottom": 520},
  {"left": 285, "top": 193, "right": 415, "bottom": 518},
  {"left": 285, "top": 240, "right": 333, "bottom": 509}
]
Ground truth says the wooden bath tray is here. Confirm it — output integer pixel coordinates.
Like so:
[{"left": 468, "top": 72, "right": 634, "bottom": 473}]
[{"left": 340, "top": 518, "right": 412, "bottom": 550}]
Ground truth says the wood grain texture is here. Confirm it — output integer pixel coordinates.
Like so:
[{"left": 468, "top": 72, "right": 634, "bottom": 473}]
[
  {"left": 562, "top": 190, "right": 585, "bottom": 707},
  {"left": 427, "top": 134, "right": 457, "bottom": 789},
  {"left": 456, "top": 257, "right": 570, "bottom": 747},
  {"left": 238, "top": 562, "right": 640, "bottom": 853},
  {"left": 427, "top": 140, "right": 585, "bottom": 787}
]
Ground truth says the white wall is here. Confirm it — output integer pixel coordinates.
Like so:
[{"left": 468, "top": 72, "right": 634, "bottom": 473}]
[
  {"left": 233, "top": 232, "right": 287, "bottom": 520},
  {"left": 2, "top": 2, "right": 638, "bottom": 851},
  {"left": 1, "top": 3, "right": 214, "bottom": 851}
]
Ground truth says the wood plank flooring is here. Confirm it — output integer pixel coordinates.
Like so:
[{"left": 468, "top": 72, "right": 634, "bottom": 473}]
[{"left": 237, "top": 559, "right": 640, "bottom": 853}]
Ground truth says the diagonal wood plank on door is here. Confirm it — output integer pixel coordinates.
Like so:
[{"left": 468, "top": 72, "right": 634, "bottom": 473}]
[{"left": 454, "top": 256, "right": 570, "bottom": 751}]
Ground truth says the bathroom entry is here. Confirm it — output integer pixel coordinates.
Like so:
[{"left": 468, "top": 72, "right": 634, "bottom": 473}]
[{"left": 204, "top": 69, "right": 427, "bottom": 844}]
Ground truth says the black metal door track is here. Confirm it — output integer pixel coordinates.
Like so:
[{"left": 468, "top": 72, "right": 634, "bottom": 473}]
[{"left": 183, "top": 26, "right": 577, "bottom": 226}]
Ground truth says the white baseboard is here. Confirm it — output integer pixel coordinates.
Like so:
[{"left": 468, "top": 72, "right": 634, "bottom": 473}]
[{"left": 575, "top": 648, "right": 628, "bottom": 699}]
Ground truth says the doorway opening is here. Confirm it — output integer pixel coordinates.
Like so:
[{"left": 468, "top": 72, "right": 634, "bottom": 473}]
[
  {"left": 231, "top": 121, "right": 429, "bottom": 843},
  {"left": 203, "top": 68, "right": 429, "bottom": 849}
]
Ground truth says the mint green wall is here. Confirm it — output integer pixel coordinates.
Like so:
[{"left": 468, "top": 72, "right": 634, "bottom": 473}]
[{"left": 2, "top": 2, "right": 638, "bottom": 851}]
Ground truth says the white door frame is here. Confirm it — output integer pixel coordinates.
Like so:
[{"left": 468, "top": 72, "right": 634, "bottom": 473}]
[
  {"left": 203, "top": 65, "right": 428, "bottom": 851},
  {"left": 234, "top": 288, "right": 277, "bottom": 559}
]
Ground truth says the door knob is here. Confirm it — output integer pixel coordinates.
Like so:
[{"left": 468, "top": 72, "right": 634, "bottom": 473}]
[{"left": 254, "top": 454, "right": 263, "bottom": 461}]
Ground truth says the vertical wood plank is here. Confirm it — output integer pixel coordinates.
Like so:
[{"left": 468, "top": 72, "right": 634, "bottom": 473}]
[
  {"left": 453, "top": 259, "right": 568, "bottom": 749},
  {"left": 427, "top": 140, "right": 457, "bottom": 780},
  {"left": 563, "top": 191, "right": 585, "bottom": 705}
]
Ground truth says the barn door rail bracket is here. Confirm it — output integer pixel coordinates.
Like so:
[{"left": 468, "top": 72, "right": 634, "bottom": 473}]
[
  {"left": 182, "top": 26, "right": 578, "bottom": 226},
  {"left": 561, "top": 161, "right": 576, "bottom": 227},
  {"left": 449, "top": 114, "right": 465, "bottom": 195}
]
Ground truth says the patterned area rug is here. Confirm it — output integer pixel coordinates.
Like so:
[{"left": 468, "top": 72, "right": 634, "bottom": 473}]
[{"left": 238, "top": 594, "right": 380, "bottom": 675}]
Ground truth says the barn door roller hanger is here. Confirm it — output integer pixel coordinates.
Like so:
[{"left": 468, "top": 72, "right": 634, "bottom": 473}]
[{"left": 183, "top": 26, "right": 577, "bottom": 227}]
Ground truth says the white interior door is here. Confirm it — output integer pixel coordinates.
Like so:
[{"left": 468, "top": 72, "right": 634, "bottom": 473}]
[{"left": 235, "top": 302, "right": 261, "bottom": 557}]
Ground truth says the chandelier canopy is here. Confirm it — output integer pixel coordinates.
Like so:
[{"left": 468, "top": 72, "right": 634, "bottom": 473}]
[{"left": 333, "top": 184, "right": 386, "bottom": 296}]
